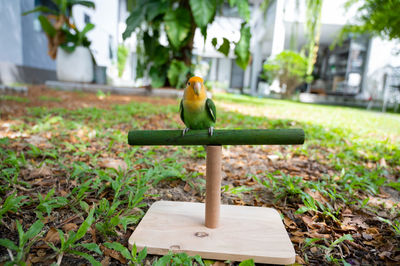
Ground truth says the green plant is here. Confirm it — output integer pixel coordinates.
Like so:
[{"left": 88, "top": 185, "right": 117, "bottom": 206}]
[
  {"left": 153, "top": 251, "right": 204, "bottom": 266},
  {"left": 103, "top": 242, "right": 147, "bottom": 265},
  {"left": 254, "top": 172, "right": 304, "bottom": 202},
  {"left": 295, "top": 193, "right": 341, "bottom": 222},
  {"left": 336, "top": 0, "right": 400, "bottom": 45},
  {"left": 22, "top": 0, "right": 95, "bottom": 58},
  {"left": 47, "top": 208, "right": 102, "bottom": 266},
  {"left": 377, "top": 217, "right": 400, "bottom": 236},
  {"left": 117, "top": 44, "right": 130, "bottom": 77},
  {"left": 304, "top": 234, "right": 353, "bottom": 264},
  {"left": 0, "top": 193, "right": 27, "bottom": 222},
  {"left": 262, "top": 50, "right": 311, "bottom": 97},
  {"left": 0, "top": 95, "right": 30, "bottom": 103},
  {"left": 123, "top": 0, "right": 251, "bottom": 88},
  {"left": 36, "top": 188, "right": 68, "bottom": 217},
  {"left": 0, "top": 220, "right": 44, "bottom": 265},
  {"left": 61, "top": 22, "right": 95, "bottom": 52}
]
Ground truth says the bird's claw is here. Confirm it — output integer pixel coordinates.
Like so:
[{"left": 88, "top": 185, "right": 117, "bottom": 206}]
[
  {"left": 208, "top": 126, "right": 214, "bottom": 136},
  {"left": 182, "top": 127, "right": 190, "bottom": 136}
]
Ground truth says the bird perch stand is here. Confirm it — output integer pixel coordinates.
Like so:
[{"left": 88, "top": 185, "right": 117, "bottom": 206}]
[{"left": 127, "top": 129, "right": 304, "bottom": 264}]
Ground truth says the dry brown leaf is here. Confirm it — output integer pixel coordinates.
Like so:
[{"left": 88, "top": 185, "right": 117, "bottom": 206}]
[
  {"left": 291, "top": 236, "right": 304, "bottom": 244},
  {"left": 183, "top": 182, "right": 191, "bottom": 192},
  {"left": 62, "top": 223, "right": 78, "bottom": 232},
  {"left": 101, "top": 256, "right": 110, "bottom": 266},
  {"left": 301, "top": 215, "right": 316, "bottom": 229},
  {"left": 101, "top": 245, "right": 127, "bottom": 264},
  {"left": 296, "top": 255, "right": 306, "bottom": 264},
  {"left": 98, "top": 158, "right": 127, "bottom": 171},
  {"left": 304, "top": 187, "right": 329, "bottom": 204},
  {"left": 28, "top": 165, "right": 53, "bottom": 180},
  {"left": 44, "top": 227, "right": 60, "bottom": 244},
  {"left": 283, "top": 216, "right": 297, "bottom": 230}
]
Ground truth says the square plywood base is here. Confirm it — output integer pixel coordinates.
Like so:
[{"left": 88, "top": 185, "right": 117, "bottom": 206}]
[{"left": 128, "top": 201, "right": 295, "bottom": 265}]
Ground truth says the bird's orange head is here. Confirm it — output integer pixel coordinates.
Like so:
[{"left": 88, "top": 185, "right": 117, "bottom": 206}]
[{"left": 184, "top": 76, "right": 207, "bottom": 101}]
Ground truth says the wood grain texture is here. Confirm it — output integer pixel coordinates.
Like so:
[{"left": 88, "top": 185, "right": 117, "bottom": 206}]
[
  {"left": 128, "top": 201, "right": 296, "bottom": 264},
  {"left": 128, "top": 129, "right": 305, "bottom": 146},
  {"left": 205, "top": 146, "right": 222, "bottom": 228}
]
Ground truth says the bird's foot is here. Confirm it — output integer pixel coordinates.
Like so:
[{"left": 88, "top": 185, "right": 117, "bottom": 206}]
[
  {"left": 208, "top": 126, "right": 214, "bottom": 136},
  {"left": 182, "top": 127, "right": 190, "bottom": 136}
]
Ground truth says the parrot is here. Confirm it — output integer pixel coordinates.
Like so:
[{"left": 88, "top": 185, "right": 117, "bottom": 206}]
[{"left": 179, "top": 76, "right": 216, "bottom": 136}]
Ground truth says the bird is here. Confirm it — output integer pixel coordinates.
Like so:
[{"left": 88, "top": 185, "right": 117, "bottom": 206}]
[{"left": 179, "top": 76, "right": 216, "bottom": 136}]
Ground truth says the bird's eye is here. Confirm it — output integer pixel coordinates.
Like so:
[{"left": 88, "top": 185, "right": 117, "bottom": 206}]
[{"left": 187, "top": 82, "right": 190, "bottom": 86}]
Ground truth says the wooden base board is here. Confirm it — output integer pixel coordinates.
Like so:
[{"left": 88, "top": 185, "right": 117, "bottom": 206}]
[{"left": 128, "top": 201, "right": 295, "bottom": 265}]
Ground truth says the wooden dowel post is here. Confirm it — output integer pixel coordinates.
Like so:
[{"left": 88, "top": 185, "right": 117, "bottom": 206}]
[{"left": 205, "top": 145, "right": 222, "bottom": 228}]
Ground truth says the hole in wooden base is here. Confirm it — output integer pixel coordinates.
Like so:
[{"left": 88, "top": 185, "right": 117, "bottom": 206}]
[
  {"left": 169, "top": 245, "right": 180, "bottom": 250},
  {"left": 195, "top": 232, "right": 209, "bottom": 238}
]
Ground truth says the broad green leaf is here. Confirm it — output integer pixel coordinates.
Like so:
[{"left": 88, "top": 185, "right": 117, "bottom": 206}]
[
  {"left": 193, "top": 254, "right": 205, "bottom": 266},
  {"left": 137, "top": 247, "right": 147, "bottom": 262},
  {"left": 24, "top": 220, "right": 44, "bottom": 243},
  {"left": 123, "top": 8, "right": 144, "bottom": 40},
  {"left": 104, "top": 242, "right": 132, "bottom": 260},
  {"left": 217, "top": 38, "right": 230, "bottom": 56},
  {"left": 38, "top": 15, "right": 56, "bottom": 37},
  {"left": 75, "top": 208, "right": 94, "bottom": 242},
  {"left": 69, "top": 0, "right": 95, "bottom": 9},
  {"left": 189, "top": 0, "right": 216, "bottom": 29},
  {"left": 154, "top": 253, "right": 173, "bottom": 266},
  {"left": 0, "top": 239, "right": 18, "bottom": 251},
  {"left": 69, "top": 250, "right": 101, "bottom": 266},
  {"left": 228, "top": 0, "right": 250, "bottom": 21},
  {"left": 80, "top": 23, "right": 95, "bottom": 36},
  {"left": 150, "top": 66, "right": 166, "bottom": 88},
  {"left": 167, "top": 60, "right": 190, "bottom": 88},
  {"left": 234, "top": 23, "right": 251, "bottom": 70},
  {"left": 164, "top": 8, "right": 192, "bottom": 49},
  {"left": 79, "top": 242, "right": 102, "bottom": 255},
  {"left": 145, "top": 0, "right": 168, "bottom": 21},
  {"left": 153, "top": 46, "right": 169, "bottom": 66},
  {"left": 330, "top": 234, "right": 353, "bottom": 248},
  {"left": 239, "top": 259, "right": 255, "bottom": 266},
  {"left": 211, "top": 37, "right": 218, "bottom": 47}
]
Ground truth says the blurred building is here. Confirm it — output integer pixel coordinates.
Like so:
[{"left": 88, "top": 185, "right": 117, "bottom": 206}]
[
  {"left": 248, "top": 0, "right": 400, "bottom": 105},
  {"left": 0, "top": 0, "right": 120, "bottom": 84}
]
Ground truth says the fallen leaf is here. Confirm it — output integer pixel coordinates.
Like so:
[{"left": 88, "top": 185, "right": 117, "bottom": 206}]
[
  {"left": 183, "top": 182, "right": 191, "bottom": 192},
  {"left": 44, "top": 227, "right": 60, "bottom": 244},
  {"left": 362, "top": 232, "right": 373, "bottom": 240},
  {"left": 101, "top": 256, "right": 110, "bottom": 266},
  {"left": 101, "top": 245, "right": 127, "bottom": 264},
  {"left": 284, "top": 216, "right": 297, "bottom": 230},
  {"left": 98, "top": 158, "right": 127, "bottom": 171},
  {"left": 28, "top": 165, "right": 53, "bottom": 180},
  {"left": 62, "top": 223, "right": 78, "bottom": 232}
]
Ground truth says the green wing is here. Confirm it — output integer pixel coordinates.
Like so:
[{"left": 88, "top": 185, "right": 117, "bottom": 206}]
[
  {"left": 179, "top": 100, "right": 185, "bottom": 124},
  {"left": 205, "top": 98, "right": 216, "bottom": 122}
]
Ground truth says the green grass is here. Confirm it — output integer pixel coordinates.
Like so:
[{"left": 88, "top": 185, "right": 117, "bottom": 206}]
[
  {"left": 215, "top": 93, "right": 400, "bottom": 141},
  {"left": 0, "top": 92, "right": 399, "bottom": 265},
  {"left": 38, "top": 95, "right": 62, "bottom": 102},
  {"left": 0, "top": 95, "right": 30, "bottom": 103}
]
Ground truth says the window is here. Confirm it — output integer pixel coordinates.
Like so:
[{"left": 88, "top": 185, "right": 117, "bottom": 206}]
[{"left": 84, "top": 13, "right": 91, "bottom": 24}]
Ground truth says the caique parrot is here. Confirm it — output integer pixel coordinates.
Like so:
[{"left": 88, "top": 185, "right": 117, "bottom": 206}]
[{"left": 179, "top": 76, "right": 216, "bottom": 136}]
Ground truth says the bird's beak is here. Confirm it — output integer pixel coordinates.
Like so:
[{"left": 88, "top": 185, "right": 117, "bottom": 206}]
[{"left": 193, "top": 82, "right": 201, "bottom": 95}]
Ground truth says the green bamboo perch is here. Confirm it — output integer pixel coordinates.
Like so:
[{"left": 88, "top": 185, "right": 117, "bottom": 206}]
[{"left": 128, "top": 129, "right": 304, "bottom": 146}]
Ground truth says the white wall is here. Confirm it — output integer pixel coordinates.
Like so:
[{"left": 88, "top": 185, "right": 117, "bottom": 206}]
[
  {"left": 0, "top": 0, "right": 23, "bottom": 65},
  {"left": 364, "top": 37, "right": 400, "bottom": 99},
  {"left": 73, "top": 0, "right": 119, "bottom": 67}
]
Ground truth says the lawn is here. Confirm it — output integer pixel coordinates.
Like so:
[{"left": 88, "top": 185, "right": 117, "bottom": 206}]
[{"left": 0, "top": 86, "right": 399, "bottom": 265}]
